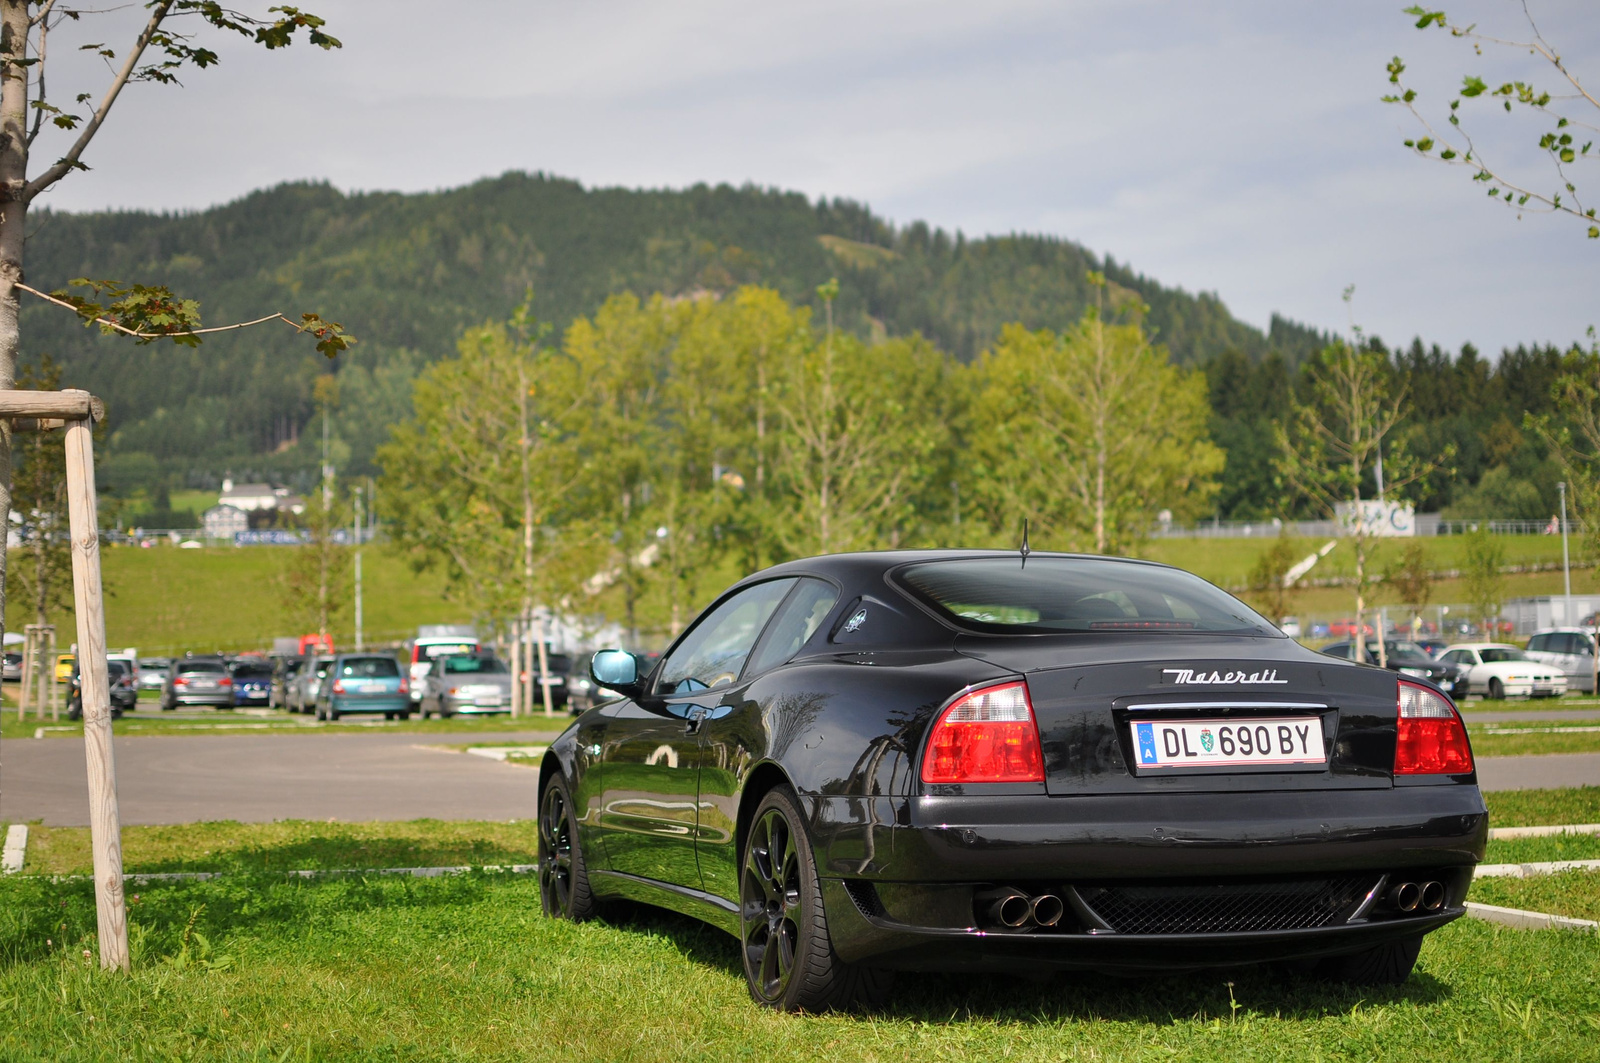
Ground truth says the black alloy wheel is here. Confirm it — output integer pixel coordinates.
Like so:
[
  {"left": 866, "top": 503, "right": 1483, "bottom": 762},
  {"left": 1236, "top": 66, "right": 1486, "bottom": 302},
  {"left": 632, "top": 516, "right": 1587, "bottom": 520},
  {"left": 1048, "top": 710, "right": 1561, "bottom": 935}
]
[
  {"left": 1489, "top": 677, "right": 1506, "bottom": 700},
  {"left": 739, "top": 786, "right": 892, "bottom": 1012},
  {"left": 1317, "top": 933, "right": 1424, "bottom": 985},
  {"left": 538, "top": 775, "right": 596, "bottom": 921}
]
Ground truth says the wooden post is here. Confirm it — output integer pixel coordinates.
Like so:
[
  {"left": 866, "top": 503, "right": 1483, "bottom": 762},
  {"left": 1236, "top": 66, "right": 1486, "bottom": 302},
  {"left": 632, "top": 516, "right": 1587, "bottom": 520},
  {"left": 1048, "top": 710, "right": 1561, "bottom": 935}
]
[
  {"left": 47, "top": 627, "right": 58, "bottom": 722},
  {"left": 17, "top": 625, "right": 33, "bottom": 720},
  {"left": 535, "top": 613, "right": 554, "bottom": 717},
  {"left": 62, "top": 399, "right": 128, "bottom": 972},
  {"left": 509, "top": 616, "right": 522, "bottom": 718}
]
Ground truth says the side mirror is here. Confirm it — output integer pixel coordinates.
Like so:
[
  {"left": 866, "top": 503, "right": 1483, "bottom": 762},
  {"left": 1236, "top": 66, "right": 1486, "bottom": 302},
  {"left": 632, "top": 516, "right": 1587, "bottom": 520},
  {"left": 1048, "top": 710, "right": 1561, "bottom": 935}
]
[{"left": 590, "top": 649, "right": 647, "bottom": 700}]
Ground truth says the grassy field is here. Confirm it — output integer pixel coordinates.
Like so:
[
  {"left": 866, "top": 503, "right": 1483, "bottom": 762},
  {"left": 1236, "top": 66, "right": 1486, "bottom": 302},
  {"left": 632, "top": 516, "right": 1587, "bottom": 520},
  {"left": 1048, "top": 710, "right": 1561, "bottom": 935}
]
[
  {"left": 0, "top": 704, "right": 570, "bottom": 742},
  {"left": 1484, "top": 785, "right": 1600, "bottom": 826},
  {"left": 1466, "top": 721, "right": 1600, "bottom": 756},
  {"left": 0, "top": 862, "right": 1596, "bottom": 1061}
]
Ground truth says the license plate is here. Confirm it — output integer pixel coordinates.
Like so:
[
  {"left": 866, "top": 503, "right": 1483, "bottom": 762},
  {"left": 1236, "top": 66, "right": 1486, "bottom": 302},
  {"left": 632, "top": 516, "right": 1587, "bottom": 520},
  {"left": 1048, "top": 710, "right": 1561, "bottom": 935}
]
[
  {"left": 1131, "top": 717, "right": 1326, "bottom": 768},
  {"left": 361, "top": 683, "right": 387, "bottom": 693},
  {"left": 477, "top": 696, "right": 503, "bottom": 706}
]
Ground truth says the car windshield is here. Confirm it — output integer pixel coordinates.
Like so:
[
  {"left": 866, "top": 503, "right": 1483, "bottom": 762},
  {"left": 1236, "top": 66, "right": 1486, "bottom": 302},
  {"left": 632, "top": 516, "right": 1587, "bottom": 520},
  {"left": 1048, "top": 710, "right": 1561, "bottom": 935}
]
[
  {"left": 444, "top": 656, "right": 507, "bottom": 675},
  {"left": 895, "top": 557, "right": 1279, "bottom": 635},
  {"left": 180, "top": 660, "right": 225, "bottom": 674},
  {"left": 340, "top": 657, "right": 400, "bottom": 678},
  {"left": 1480, "top": 647, "right": 1526, "bottom": 663},
  {"left": 106, "top": 661, "right": 127, "bottom": 678},
  {"left": 422, "top": 642, "right": 476, "bottom": 659},
  {"left": 1365, "top": 640, "right": 1433, "bottom": 661},
  {"left": 231, "top": 662, "right": 272, "bottom": 678}
]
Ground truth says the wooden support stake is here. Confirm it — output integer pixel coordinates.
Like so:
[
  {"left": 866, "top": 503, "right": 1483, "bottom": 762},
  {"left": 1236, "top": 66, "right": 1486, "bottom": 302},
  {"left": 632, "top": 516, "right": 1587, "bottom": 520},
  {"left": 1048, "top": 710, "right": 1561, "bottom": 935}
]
[
  {"left": 535, "top": 614, "right": 554, "bottom": 717},
  {"left": 63, "top": 400, "right": 128, "bottom": 972}
]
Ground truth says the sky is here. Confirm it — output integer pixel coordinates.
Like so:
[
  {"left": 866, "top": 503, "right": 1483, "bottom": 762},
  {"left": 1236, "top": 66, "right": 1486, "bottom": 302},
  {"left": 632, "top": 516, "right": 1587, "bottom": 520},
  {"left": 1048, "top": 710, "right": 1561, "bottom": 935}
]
[{"left": 29, "top": 0, "right": 1600, "bottom": 356}]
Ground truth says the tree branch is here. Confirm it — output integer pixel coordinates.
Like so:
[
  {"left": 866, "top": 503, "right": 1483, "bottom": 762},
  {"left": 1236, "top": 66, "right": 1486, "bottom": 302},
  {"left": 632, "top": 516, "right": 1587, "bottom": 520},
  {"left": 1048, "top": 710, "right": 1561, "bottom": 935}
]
[
  {"left": 15, "top": 281, "right": 349, "bottom": 351},
  {"left": 24, "top": 0, "right": 172, "bottom": 201}
]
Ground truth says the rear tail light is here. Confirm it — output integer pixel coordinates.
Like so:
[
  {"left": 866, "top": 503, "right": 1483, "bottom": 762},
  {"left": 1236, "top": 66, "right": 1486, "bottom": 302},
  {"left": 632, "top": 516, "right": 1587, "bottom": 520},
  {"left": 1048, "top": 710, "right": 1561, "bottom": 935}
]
[
  {"left": 219, "top": 677, "right": 233, "bottom": 688},
  {"left": 332, "top": 680, "right": 346, "bottom": 694},
  {"left": 921, "top": 680, "right": 1044, "bottom": 784},
  {"left": 173, "top": 676, "right": 189, "bottom": 687},
  {"left": 398, "top": 679, "right": 409, "bottom": 695},
  {"left": 1395, "top": 680, "right": 1474, "bottom": 775}
]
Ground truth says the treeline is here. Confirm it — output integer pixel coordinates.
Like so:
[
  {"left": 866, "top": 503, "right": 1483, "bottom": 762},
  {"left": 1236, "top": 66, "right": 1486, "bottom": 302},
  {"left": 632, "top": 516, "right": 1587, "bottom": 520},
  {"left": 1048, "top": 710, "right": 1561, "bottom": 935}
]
[
  {"left": 378, "top": 283, "right": 1219, "bottom": 640},
  {"left": 19, "top": 172, "right": 1326, "bottom": 501},
  {"left": 1205, "top": 339, "right": 1581, "bottom": 520}
]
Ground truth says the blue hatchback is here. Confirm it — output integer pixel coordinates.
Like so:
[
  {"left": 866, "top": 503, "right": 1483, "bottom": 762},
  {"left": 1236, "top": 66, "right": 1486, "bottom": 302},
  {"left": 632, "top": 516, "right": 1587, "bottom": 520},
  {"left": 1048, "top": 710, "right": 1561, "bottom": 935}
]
[{"left": 316, "top": 654, "right": 410, "bottom": 720}]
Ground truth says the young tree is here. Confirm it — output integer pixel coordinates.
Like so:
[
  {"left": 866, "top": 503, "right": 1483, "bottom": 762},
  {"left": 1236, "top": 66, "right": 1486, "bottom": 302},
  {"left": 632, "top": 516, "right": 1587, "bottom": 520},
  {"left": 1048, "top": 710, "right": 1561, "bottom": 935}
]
[
  {"left": 1384, "top": 4, "right": 1598, "bottom": 239},
  {"left": 1384, "top": 540, "right": 1435, "bottom": 634},
  {"left": 7, "top": 354, "right": 71, "bottom": 626},
  {"left": 967, "top": 275, "right": 1222, "bottom": 555},
  {"left": 0, "top": 2, "right": 348, "bottom": 635},
  {"left": 280, "top": 484, "right": 347, "bottom": 641},
  {"left": 1462, "top": 524, "right": 1506, "bottom": 637},
  {"left": 1245, "top": 533, "right": 1302, "bottom": 626}
]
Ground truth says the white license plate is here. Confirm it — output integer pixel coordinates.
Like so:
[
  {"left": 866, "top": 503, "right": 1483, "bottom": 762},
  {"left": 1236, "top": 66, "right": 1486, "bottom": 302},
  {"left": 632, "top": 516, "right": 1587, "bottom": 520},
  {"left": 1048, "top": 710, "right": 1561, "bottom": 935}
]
[
  {"left": 361, "top": 683, "right": 387, "bottom": 693},
  {"left": 476, "top": 696, "right": 503, "bottom": 706},
  {"left": 1131, "top": 717, "right": 1325, "bottom": 768}
]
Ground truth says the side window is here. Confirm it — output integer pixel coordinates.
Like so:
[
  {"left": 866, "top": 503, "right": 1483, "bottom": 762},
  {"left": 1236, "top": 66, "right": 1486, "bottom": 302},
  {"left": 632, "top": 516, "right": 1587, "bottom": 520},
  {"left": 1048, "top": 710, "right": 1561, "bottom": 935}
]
[
  {"left": 1441, "top": 650, "right": 1464, "bottom": 665},
  {"left": 1528, "top": 634, "right": 1548, "bottom": 652},
  {"left": 746, "top": 579, "right": 840, "bottom": 676},
  {"left": 655, "top": 579, "right": 797, "bottom": 695}
]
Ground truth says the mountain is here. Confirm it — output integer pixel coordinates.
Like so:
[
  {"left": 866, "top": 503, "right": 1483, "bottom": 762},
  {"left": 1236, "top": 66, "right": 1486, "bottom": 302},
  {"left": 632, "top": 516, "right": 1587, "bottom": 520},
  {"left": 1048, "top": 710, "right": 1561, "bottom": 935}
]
[{"left": 20, "top": 171, "right": 1330, "bottom": 497}]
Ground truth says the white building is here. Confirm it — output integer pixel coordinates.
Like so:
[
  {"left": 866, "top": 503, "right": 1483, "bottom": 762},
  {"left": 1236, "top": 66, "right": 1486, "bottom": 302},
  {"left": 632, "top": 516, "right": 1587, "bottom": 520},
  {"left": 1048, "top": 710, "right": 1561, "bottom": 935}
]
[
  {"left": 218, "top": 479, "right": 305, "bottom": 517},
  {"left": 202, "top": 503, "right": 249, "bottom": 540},
  {"left": 1502, "top": 595, "right": 1600, "bottom": 635}
]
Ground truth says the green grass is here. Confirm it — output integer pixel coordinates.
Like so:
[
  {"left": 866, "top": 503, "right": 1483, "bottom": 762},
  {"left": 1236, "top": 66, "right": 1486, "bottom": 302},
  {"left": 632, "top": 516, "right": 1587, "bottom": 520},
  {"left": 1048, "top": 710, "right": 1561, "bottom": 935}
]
[
  {"left": 1459, "top": 697, "right": 1600, "bottom": 712},
  {"left": 1471, "top": 870, "right": 1600, "bottom": 922},
  {"left": 1484, "top": 834, "right": 1600, "bottom": 864},
  {"left": 1484, "top": 786, "right": 1600, "bottom": 827},
  {"left": 15, "top": 820, "right": 539, "bottom": 876},
  {"left": 0, "top": 708, "right": 569, "bottom": 742},
  {"left": 1467, "top": 723, "right": 1600, "bottom": 756},
  {"left": 1, "top": 871, "right": 1597, "bottom": 1062}
]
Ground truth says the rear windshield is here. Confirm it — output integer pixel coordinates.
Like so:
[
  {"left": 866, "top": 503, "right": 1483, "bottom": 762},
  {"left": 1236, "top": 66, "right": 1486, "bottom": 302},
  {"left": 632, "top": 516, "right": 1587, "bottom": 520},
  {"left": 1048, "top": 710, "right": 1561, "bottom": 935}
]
[
  {"left": 895, "top": 557, "right": 1278, "bottom": 636},
  {"left": 179, "top": 660, "right": 225, "bottom": 674},
  {"left": 107, "top": 661, "right": 127, "bottom": 677},
  {"left": 421, "top": 642, "right": 476, "bottom": 659},
  {"left": 444, "top": 657, "right": 507, "bottom": 675},
  {"left": 231, "top": 662, "right": 272, "bottom": 678},
  {"left": 1479, "top": 647, "right": 1525, "bottom": 663},
  {"left": 340, "top": 657, "right": 401, "bottom": 678}
]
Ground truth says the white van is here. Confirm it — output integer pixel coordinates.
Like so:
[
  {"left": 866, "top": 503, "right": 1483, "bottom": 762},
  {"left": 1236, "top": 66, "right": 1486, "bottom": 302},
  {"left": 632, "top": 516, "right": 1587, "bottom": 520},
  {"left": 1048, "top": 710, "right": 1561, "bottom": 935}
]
[{"left": 1525, "top": 628, "right": 1597, "bottom": 694}]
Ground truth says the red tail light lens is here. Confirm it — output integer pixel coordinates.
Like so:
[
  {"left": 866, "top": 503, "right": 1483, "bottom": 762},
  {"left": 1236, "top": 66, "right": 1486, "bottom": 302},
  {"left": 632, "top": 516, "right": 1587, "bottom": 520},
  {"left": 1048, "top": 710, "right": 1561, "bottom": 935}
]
[
  {"left": 921, "top": 680, "right": 1044, "bottom": 784},
  {"left": 173, "top": 676, "right": 189, "bottom": 687},
  {"left": 1395, "top": 680, "right": 1473, "bottom": 775},
  {"left": 332, "top": 680, "right": 346, "bottom": 694},
  {"left": 219, "top": 677, "right": 233, "bottom": 688},
  {"left": 398, "top": 679, "right": 408, "bottom": 695}
]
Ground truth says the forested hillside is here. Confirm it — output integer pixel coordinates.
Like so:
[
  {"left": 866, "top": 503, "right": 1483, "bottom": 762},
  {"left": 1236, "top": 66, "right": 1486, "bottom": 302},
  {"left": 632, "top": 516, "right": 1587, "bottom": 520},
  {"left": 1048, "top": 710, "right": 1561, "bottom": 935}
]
[{"left": 21, "top": 172, "right": 1328, "bottom": 501}]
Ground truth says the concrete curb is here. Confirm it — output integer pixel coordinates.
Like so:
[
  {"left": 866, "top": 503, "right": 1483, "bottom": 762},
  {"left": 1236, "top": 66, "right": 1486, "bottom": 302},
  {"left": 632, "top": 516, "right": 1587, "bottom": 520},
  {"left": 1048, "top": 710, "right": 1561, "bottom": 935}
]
[
  {"left": 1, "top": 825, "right": 27, "bottom": 874},
  {"left": 118, "top": 864, "right": 539, "bottom": 884},
  {"left": 1489, "top": 823, "right": 1600, "bottom": 839},
  {"left": 1465, "top": 902, "right": 1599, "bottom": 931},
  {"left": 1475, "top": 859, "right": 1600, "bottom": 878}
]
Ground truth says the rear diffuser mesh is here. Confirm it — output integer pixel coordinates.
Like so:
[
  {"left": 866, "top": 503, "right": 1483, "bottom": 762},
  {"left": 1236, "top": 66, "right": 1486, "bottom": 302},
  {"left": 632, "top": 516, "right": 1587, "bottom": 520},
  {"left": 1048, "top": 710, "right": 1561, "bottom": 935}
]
[{"left": 1075, "top": 875, "right": 1376, "bottom": 934}]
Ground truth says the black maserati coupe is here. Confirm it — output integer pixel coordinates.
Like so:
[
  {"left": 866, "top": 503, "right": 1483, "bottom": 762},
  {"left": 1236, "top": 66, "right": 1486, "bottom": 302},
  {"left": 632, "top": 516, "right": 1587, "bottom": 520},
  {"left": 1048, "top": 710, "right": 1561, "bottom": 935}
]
[{"left": 536, "top": 551, "right": 1485, "bottom": 1011}]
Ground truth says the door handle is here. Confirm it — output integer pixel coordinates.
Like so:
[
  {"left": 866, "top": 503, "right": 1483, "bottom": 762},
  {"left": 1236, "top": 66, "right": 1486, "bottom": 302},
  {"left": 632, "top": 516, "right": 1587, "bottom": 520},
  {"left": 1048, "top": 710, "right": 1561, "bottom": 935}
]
[{"left": 684, "top": 706, "right": 710, "bottom": 736}]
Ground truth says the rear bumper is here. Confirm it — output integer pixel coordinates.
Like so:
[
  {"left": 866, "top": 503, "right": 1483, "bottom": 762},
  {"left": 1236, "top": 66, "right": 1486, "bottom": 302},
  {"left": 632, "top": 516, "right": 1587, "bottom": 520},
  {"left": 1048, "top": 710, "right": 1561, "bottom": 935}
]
[
  {"left": 331, "top": 696, "right": 410, "bottom": 714},
  {"left": 805, "top": 784, "right": 1485, "bottom": 970},
  {"left": 444, "top": 695, "right": 508, "bottom": 715},
  {"left": 170, "top": 693, "right": 233, "bottom": 707}
]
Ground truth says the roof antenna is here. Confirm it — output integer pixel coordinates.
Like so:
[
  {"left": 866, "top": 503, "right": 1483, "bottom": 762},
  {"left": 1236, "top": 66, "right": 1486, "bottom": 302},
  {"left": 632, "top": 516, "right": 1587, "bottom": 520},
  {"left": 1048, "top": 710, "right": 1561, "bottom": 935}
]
[{"left": 1019, "top": 518, "right": 1031, "bottom": 569}]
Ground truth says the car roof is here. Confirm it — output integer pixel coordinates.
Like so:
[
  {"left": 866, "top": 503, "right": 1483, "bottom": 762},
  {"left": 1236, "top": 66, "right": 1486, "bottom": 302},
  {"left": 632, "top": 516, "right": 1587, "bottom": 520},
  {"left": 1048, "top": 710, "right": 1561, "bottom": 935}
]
[
  {"left": 725, "top": 549, "right": 1188, "bottom": 598},
  {"left": 1532, "top": 627, "right": 1594, "bottom": 635},
  {"left": 1447, "top": 642, "right": 1517, "bottom": 651}
]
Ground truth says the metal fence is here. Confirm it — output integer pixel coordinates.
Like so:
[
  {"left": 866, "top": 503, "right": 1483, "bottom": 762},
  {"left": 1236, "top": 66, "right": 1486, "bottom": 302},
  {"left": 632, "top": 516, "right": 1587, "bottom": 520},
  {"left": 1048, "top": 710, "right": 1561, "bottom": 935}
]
[{"left": 1150, "top": 516, "right": 1587, "bottom": 540}]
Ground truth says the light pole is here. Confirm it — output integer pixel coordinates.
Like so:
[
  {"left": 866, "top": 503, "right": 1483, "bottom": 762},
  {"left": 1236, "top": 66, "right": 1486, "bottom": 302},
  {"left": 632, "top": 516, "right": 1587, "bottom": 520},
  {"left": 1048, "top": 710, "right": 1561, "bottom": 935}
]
[
  {"left": 353, "top": 486, "right": 364, "bottom": 652},
  {"left": 1559, "top": 481, "right": 1573, "bottom": 628}
]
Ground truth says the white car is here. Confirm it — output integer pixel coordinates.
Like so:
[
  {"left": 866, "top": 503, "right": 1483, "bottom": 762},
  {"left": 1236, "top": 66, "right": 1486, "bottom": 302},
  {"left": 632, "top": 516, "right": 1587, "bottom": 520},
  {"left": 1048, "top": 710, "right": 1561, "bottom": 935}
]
[
  {"left": 1524, "top": 628, "right": 1598, "bottom": 694},
  {"left": 1437, "top": 643, "right": 1567, "bottom": 700}
]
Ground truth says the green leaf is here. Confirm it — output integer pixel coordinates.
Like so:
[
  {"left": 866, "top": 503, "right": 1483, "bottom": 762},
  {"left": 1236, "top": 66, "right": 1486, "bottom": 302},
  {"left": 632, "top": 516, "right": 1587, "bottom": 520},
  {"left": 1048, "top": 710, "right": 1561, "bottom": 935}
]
[
  {"left": 1587, "top": 226, "right": 1597, "bottom": 239},
  {"left": 1440, "top": 148, "right": 1457, "bottom": 160},
  {"left": 1460, "top": 76, "right": 1488, "bottom": 97}
]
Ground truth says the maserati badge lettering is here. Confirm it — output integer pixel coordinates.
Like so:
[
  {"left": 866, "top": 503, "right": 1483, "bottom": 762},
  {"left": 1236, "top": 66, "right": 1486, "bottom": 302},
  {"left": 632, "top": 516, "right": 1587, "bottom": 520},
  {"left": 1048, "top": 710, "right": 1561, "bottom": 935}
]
[{"left": 1162, "top": 667, "right": 1289, "bottom": 685}]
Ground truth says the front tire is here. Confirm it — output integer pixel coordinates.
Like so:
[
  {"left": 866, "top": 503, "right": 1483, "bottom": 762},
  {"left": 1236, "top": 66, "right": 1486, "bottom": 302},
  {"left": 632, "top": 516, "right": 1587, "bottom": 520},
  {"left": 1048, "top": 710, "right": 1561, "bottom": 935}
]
[
  {"left": 1317, "top": 933, "right": 1424, "bottom": 985},
  {"left": 1488, "top": 677, "right": 1506, "bottom": 701},
  {"left": 740, "top": 786, "right": 892, "bottom": 1012},
  {"left": 538, "top": 774, "right": 597, "bottom": 921}
]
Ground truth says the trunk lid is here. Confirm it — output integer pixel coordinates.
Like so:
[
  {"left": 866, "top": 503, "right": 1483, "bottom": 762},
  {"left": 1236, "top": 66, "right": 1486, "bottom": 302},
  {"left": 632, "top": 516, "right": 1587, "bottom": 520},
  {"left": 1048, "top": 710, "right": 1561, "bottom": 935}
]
[{"left": 954, "top": 634, "right": 1399, "bottom": 795}]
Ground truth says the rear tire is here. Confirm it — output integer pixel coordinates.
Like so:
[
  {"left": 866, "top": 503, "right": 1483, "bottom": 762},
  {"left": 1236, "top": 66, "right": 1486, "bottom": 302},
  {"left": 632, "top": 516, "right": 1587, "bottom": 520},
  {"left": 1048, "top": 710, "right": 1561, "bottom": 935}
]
[
  {"left": 538, "top": 774, "right": 597, "bottom": 921},
  {"left": 1317, "top": 933, "right": 1424, "bottom": 986},
  {"left": 740, "top": 786, "right": 894, "bottom": 1012},
  {"left": 1488, "top": 677, "right": 1506, "bottom": 701}
]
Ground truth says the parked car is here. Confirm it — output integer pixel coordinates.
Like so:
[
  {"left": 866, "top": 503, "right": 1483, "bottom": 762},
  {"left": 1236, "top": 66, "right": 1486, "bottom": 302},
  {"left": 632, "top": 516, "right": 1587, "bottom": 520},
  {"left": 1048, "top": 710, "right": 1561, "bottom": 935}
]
[
  {"left": 159, "top": 654, "right": 234, "bottom": 710},
  {"left": 229, "top": 658, "right": 274, "bottom": 706},
  {"left": 1413, "top": 638, "right": 1451, "bottom": 659},
  {"left": 288, "top": 655, "right": 335, "bottom": 714},
  {"left": 3, "top": 651, "right": 20, "bottom": 681},
  {"left": 1436, "top": 643, "right": 1567, "bottom": 700},
  {"left": 523, "top": 651, "right": 572, "bottom": 712},
  {"left": 541, "top": 550, "right": 1484, "bottom": 1007},
  {"left": 137, "top": 657, "right": 171, "bottom": 691},
  {"left": 66, "top": 659, "right": 137, "bottom": 719},
  {"left": 270, "top": 655, "right": 306, "bottom": 710},
  {"left": 419, "top": 654, "right": 511, "bottom": 717},
  {"left": 1318, "top": 640, "right": 1470, "bottom": 698},
  {"left": 1326, "top": 619, "right": 1373, "bottom": 638},
  {"left": 407, "top": 633, "right": 481, "bottom": 707},
  {"left": 1524, "top": 628, "right": 1598, "bottom": 694},
  {"left": 1278, "top": 616, "right": 1302, "bottom": 639},
  {"left": 314, "top": 653, "right": 410, "bottom": 721},
  {"left": 54, "top": 653, "right": 75, "bottom": 683}
]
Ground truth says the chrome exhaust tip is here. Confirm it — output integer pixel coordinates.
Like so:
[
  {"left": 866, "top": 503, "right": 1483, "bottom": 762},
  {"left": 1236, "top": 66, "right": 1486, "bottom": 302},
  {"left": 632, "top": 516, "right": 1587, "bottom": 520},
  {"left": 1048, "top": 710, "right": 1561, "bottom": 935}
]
[
  {"left": 1421, "top": 880, "right": 1445, "bottom": 911},
  {"left": 1030, "top": 893, "right": 1065, "bottom": 928},
  {"left": 975, "top": 887, "right": 1033, "bottom": 928},
  {"left": 1390, "top": 882, "right": 1422, "bottom": 913}
]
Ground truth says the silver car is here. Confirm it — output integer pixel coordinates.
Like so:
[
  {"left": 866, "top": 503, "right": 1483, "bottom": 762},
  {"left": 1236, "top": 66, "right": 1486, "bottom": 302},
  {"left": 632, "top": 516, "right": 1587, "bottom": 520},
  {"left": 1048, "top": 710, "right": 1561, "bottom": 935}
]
[
  {"left": 418, "top": 654, "right": 511, "bottom": 717},
  {"left": 288, "top": 655, "right": 336, "bottom": 714},
  {"left": 1524, "top": 628, "right": 1597, "bottom": 694}
]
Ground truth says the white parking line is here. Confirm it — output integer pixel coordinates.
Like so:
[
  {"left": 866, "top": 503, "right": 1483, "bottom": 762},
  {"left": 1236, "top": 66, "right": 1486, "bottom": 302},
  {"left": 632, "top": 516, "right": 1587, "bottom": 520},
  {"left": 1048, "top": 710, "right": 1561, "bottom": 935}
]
[
  {"left": 1465, "top": 902, "right": 1598, "bottom": 931},
  {"left": 1489, "top": 823, "right": 1600, "bottom": 839},
  {"left": 1474, "top": 858, "right": 1600, "bottom": 878},
  {"left": 1, "top": 825, "right": 27, "bottom": 873}
]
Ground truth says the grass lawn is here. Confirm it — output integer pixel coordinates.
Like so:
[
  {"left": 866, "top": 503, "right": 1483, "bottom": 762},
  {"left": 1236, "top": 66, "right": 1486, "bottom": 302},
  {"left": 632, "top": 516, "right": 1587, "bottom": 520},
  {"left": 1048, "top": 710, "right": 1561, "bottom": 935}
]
[
  {"left": 1466, "top": 722, "right": 1600, "bottom": 756},
  {"left": 1482, "top": 786, "right": 1600, "bottom": 827},
  {"left": 0, "top": 707, "right": 569, "bottom": 742},
  {"left": 1, "top": 869, "right": 1596, "bottom": 1061},
  {"left": 2, "top": 811, "right": 1597, "bottom": 1060}
]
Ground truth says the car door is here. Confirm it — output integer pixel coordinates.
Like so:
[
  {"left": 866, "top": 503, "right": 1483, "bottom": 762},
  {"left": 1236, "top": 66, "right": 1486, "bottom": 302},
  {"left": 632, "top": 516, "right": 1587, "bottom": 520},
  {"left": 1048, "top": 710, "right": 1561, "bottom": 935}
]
[
  {"left": 595, "top": 578, "right": 797, "bottom": 891},
  {"left": 1442, "top": 648, "right": 1482, "bottom": 692}
]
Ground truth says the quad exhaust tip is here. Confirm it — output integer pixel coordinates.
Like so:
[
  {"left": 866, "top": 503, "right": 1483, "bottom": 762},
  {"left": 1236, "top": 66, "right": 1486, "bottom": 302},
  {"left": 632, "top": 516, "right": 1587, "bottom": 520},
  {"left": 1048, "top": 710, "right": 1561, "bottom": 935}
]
[{"left": 1389, "top": 880, "right": 1446, "bottom": 913}]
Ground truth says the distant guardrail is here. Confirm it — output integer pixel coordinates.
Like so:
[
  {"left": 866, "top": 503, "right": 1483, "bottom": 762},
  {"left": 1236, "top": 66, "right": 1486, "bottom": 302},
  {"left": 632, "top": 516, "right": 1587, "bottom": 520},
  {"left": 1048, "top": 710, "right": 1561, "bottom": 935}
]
[{"left": 1150, "top": 516, "right": 1587, "bottom": 540}]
